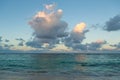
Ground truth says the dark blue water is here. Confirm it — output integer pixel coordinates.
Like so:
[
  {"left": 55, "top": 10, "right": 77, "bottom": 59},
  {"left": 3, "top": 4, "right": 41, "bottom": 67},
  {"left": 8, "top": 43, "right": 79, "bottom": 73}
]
[{"left": 0, "top": 53, "right": 120, "bottom": 80}]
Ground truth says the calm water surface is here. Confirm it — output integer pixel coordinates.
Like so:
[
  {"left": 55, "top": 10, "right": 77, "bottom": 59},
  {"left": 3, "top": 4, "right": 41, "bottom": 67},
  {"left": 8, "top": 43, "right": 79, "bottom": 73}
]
[{"left": 0, "top": 53, "right": 120, "bottom": 80}]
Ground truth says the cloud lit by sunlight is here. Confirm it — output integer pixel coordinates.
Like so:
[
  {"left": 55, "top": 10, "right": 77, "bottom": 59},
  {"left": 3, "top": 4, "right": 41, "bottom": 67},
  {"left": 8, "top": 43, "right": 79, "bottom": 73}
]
[{"left": 73, "top": 22, "right": 86, "bottom": 33}]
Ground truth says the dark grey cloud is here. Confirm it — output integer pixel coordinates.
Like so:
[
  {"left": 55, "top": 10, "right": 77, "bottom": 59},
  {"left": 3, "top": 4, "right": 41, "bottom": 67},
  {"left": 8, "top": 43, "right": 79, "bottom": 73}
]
[
  {"left": 16, "top": 38, "right": 25, "bottom": 41},
  {"left": 87, "top": 40, "right": 107, "bottom": 51},
  {"left": 0, "top": 37, "right": 24, "bottom": 53},
  {"left": 0, "top": 36, "right": 2, "bottom": 42},
  {"left": 64, "top": 31, "right": 89, "bottom": 50},
  {"left": 64, "top": 31, "right": 87, "bottom": 49},
  {"left": 0, "top": 44, "right": 3, "bottom": 50},
  {"left": 16, "top": 38, "right": 25, "bottom": 46},
  {"left": 4, "top": 44, "right": 14, "bottom": 48},
  {"left": 104, "top": 15, "right": 120, "bottom": 31},
  {"left": 26, "top": 39, "right": 42, "bottom": 48},
  {"left": 111, "top": 42, "right": 120, "bottom": 49},
  {"left": 26, "top": 37, "right": 57, "bottom": 48},
  {"left": 5, "top": 39, "right": 9, "bottom": 42},
  {"left": 72, "top": 44, "right": 87, "bottom": 51},
  {"left": 0, "top": 36, "right": 3, "bottom": 50},
  {"left": 18, "top": 42, "right": 24, "bottom": 46},
  {"left": 116, "top": 43, "right": 120, "bottom": 49},
  {"left": 65, "top": 38, "right": 106, "bottom": 51},
  {"left": 0, "top": 37, "right": 14, "bottom": 51}
]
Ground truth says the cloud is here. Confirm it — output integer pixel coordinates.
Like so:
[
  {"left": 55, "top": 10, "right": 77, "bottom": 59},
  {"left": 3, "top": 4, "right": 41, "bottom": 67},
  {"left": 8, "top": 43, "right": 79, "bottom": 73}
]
[
  {"left": 0, "top": 36, "right": 3, "bottom": 50},
  {"left": 18, "top": 42, "right": 24, "bottom": 46},
  {"left": 0, "top": 37, "right": 14, "bottom": 51},
  {"left": 51, "top": 44, "right": 72, "bottom": 52},
  {"left": 45, "top": 4, "right": 56, "bottom": 11},
  {"left": 115, "top": 44, "right": 120, "bottom": 50},
  {"left": 64, "top": 22, "right": 89, "bottom": 50},
  {"left": 5, "top": 39, "right": 9, "bottom": 42},
  {"left": 4, "top": 44, "right": 14, "bottom": 49},
  {"left": 26, "top": 38, "right": 42, "bottom": 48},
  {"left": 25, "top": 4, "right": 116, "bottom": 52},
  {"left": 73, "top": 23, "right": 86, "bottom": 33},
  {"left": 28, "top": 4, "right": 68, "bottom": 48},
  {"left": 16, "top": 38, "right": 25, "bottom": 46},
  {"left": 111, "top": 42, "right": 120, "bottom": 50},
  {"left": 87, "top": 40, "right": 107, "bottom": 51},
  {"left": 64, "top": 39, "right": 106, "bottom": 51},
  {"left": 71, "top": 23, "right": 88, "bottom": 43},
  {"left": 104, "top": 14, "right": 120, "bottom": 31},
  {"left": 0, "top": 36, "right": 2, "bottom": 42},
  {"left": 72, "top": 44, "right": 87, "bottom": 50}
]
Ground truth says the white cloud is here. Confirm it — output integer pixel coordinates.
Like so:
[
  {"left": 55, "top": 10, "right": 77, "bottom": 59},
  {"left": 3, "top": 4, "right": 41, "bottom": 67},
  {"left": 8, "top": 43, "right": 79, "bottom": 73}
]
[
  {"left": 28, "top": 4, "right": 68, "bottom": 48},
  {"left": 45, "top": 4, "right": 56, "bottom": 11},
  {"left": 73, "top": 22, "right": 86, "bottom": 33},
  {"left": 51, "top": 44, "right": 73, "bottom": 52}
]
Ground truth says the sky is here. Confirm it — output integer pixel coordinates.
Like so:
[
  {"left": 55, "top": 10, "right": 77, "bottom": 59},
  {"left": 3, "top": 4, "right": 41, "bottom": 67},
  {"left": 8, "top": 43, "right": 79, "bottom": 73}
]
[{"left": 0, "top": 0, "right": 120, "bottom": 53}]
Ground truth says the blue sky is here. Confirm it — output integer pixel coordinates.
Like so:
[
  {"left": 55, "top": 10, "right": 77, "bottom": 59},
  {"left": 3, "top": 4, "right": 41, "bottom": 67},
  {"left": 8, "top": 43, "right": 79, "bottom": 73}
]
[{"left": 0, "top": 0, "right": 120, "bottom": 52}]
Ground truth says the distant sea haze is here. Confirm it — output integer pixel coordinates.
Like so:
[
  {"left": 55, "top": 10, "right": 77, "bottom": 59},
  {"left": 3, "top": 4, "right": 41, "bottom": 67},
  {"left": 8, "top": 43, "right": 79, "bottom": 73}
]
[{"left": 0, "top": 53, "right": 120, "bottom": 80}]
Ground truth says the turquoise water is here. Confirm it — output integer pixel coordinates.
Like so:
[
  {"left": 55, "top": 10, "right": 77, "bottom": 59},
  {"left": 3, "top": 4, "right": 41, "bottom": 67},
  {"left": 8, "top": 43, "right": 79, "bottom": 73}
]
[{"left": 0, "top": 53, "right": 120, "bottom": 80}]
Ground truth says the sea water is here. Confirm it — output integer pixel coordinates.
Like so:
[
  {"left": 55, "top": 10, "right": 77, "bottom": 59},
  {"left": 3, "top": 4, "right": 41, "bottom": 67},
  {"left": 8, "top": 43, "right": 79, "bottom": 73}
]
[{"left": 0, "top": 53, "right": 120, "bottom": 80}]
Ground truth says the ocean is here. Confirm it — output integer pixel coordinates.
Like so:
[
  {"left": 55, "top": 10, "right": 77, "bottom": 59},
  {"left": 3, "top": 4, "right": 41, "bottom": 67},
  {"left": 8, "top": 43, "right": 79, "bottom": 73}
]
[{"left": 0, "top": 53, "right": 120, "bottom": 80}]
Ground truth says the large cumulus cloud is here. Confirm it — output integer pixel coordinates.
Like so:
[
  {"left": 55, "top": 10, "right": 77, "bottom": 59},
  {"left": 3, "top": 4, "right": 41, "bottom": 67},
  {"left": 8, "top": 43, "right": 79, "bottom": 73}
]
[
  {"left": 27, "top": 4, "right": 68, "bottom": 48},
  {"left": 104, "top": 15, "right": 120, "bottom": 31}
]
